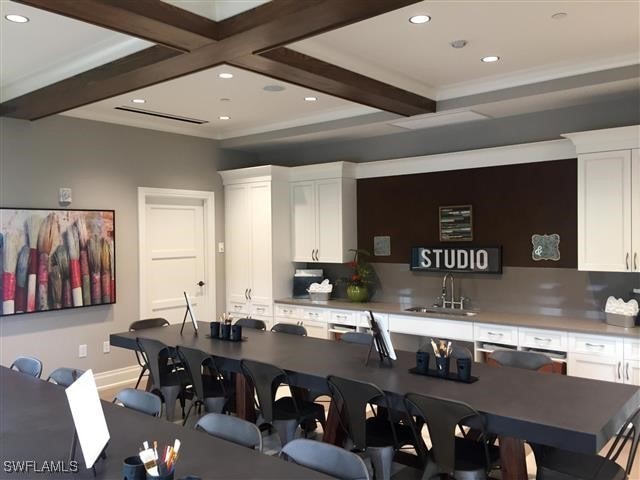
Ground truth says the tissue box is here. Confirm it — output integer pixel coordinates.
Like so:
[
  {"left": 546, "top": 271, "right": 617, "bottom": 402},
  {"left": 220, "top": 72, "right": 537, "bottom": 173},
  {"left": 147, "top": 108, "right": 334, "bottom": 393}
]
[
  {"left": 606, "top": 312, "right": 637, "bottom": 328},
  {"left": 309, "top": 291, "right": 330, "bottom": 302}
]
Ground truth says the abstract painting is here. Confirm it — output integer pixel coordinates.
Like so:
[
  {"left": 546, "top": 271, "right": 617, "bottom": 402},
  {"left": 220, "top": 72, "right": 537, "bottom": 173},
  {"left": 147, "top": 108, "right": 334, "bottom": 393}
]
[{"left": 0, "top": 208, "right": 115, "bottom": 316}]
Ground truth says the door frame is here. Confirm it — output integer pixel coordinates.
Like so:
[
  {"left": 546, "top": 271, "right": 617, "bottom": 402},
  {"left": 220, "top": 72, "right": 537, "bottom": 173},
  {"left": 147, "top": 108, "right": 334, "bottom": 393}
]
[{"left": 137, "top": 187, "right": 216, "bottom": 320}]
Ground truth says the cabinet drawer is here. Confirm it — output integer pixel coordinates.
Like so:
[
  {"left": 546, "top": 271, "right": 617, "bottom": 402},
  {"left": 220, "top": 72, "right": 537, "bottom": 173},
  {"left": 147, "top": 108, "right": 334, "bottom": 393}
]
[
  {"left": 275, "top": 304, "right": 300, "bottom": 318},
  {"left": 389, "top": 315, "right": 473, "bottom": 341},
  {"left": 569, "top": 334, "right": 622, "bottom": 357},
  {"left": 519, "top": 328, "right": 568, "bottom": 352},
  {"left": 624, "top": 339, "right": 640, "bottom": 361},
  {"left": 301, "top": 319, "right": 328, "bottom": 339},
  {"left": 228, "top": 302, "right": 249, "bottom": 315},
  {"left": 300, "top": 308, "right": 327, "bottom": 323},
  {"left": 474, "top": 323, "right": 518, "bottom": 346},
  {"left": 330, "top": 310, "right": 357, "bottom": 326},
  {"left": 251, "top": 302, "right": 272, "bottom": 318}
]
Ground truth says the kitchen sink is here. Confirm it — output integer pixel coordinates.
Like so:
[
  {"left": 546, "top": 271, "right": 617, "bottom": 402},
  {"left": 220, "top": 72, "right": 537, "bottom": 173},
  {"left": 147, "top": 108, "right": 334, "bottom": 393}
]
[{"left": 404, "top": 306, "right": 477, "bottom": 317}]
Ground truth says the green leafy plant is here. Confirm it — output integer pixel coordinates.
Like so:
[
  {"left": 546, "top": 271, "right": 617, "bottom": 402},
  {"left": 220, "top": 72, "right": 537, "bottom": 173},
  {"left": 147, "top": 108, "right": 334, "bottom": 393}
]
[{"left": 346, "top": 249, "right": 374, "bottom": 287}]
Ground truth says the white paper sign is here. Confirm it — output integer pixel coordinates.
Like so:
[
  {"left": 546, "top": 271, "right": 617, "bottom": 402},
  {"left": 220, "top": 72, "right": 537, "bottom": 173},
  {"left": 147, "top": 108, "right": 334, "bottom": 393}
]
[{"left": 65, "top": 370, "right": 110, "bottom": 469}]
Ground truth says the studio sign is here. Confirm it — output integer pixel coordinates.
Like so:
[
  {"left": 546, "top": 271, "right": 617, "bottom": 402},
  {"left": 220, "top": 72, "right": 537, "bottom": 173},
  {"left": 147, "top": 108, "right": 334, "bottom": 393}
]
[{"left": 410, "top": 247, "right": 502, "bottom": 274}]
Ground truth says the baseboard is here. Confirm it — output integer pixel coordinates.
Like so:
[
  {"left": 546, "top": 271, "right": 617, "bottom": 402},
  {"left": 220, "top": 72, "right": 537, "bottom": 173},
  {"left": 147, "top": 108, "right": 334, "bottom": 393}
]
[{"left": 94, "top": 365, "right": 140, "bottom": 391}]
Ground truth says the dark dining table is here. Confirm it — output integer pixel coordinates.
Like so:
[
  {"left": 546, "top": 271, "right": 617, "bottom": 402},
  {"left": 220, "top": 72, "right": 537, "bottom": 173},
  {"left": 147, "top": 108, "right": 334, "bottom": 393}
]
[
  {"left": 0, "top": 366, "right": 329, "bottom": 479},
  {"left": 111, "top": 323, "right": 640, "bottom": 480}
]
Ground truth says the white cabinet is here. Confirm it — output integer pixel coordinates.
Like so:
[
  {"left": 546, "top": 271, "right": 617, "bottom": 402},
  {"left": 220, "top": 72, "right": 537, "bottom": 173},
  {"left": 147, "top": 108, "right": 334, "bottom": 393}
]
[
  {"left": 290, "top": 163, "right": 357, "bottom": 263},
  {"left": 389, "top": 314, "right": 474, "bottom": 341},
  {"left": 564, "top": 126, "right": 640, "bottom": 272},
  {"left": 624, "top": 339, "right": 640, "bottom": 386},
  {"left": 568, "top": 333, "right": 624, "bottom": 383},
  {"left": 274, "top": 305, "right": 329, "bottom": 339},
  {"left": 221, "top": 166, "right": 292, "bottom": 320}
]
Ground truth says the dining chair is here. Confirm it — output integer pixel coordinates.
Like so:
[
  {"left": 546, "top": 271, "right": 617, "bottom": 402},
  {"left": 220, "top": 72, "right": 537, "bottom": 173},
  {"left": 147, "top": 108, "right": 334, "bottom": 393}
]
[
  {"left": 176, "top": 346, "right": 234, "bottom": 425},
  {"left": 532, "top": 406, "right": 639, "bottom": 480},
  {"left": 488, "top": 350, "right": 554, "bottom": 372},
  {"left": 340, "top": 331, "right": 374, "bottom": 346},
  {"left": 46, "top": 367, "right": 85, "bottom": 387},
  {"left": 195, "top": 413, "right": 263, "bottom": 452},
  {"left": 10, "top": 355, "right": 43, "bottom": 378},
  {"left": 327, "top": 375, "right": 418, "bottom": 480},
  {"left": 271, "top": 323, "right": 307, "bottom": 336},
  {"left": 404, "top": 392, "right": 500, "bottom": 480},
  {"left": 136, "top": 337, "right": 190, "bottom": 421},
  {"left": 129, "top": 318, "right": 170, "bottom": 388},
  {"left": 235, "top": 318, "right": 267, "bottom": 331},
  {"left": 113, "top": 388, "right": 162, "bottom": 417},
  {"left": 240, "top": 359, "right": 326, "bottom": 446},
  {"left": 280, "top": 438, "right": 370, "bottom": 480}
]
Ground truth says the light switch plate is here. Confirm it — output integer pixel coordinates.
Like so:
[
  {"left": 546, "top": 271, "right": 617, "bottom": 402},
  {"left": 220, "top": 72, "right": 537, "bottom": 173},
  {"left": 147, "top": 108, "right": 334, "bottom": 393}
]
[
  {"left": 102, "top": 341, "right": 110, "bottom": 354},
  {"left": 59, "top": 187, "right": 72, "bottom": 204},
  {"left": 218, "top": 242, "right": 225, "bottom": 253},
  {"left": 78, "top": 344, "right": 87, "bottom": 358}
]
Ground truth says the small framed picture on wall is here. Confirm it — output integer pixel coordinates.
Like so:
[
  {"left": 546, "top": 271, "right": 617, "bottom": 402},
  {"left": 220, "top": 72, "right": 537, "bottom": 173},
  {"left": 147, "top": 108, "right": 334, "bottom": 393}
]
[{"left": 439, "top": 205, "right": 473, "bottom": 242}]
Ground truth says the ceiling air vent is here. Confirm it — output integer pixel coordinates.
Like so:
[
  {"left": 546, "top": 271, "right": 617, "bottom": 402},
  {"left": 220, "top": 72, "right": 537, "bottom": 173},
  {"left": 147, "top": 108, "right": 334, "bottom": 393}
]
[
  {"left": 115, "top": 106, "right": 209, "bottom": 124},
  {"left": 389, "top": 109, "right": 489, "bottom": 130}
]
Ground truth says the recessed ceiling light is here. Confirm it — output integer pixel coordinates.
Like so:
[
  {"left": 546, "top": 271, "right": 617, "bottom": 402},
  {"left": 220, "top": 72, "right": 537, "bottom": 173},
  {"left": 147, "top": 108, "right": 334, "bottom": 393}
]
[
  {"left": 219, "top": 116, "right": 230, "bottom": 120},
  {"left": 450, "top": 40, "right": 467, "bottom": 49},
  {"left": 5, "top": 14, "right": 29, "bottom": 23},
  {"left": 263, "top": 84, "right": 286, "bottom": 92},
  {"left": 218, "top": 73, "right": 234, "bottom": 79},
  {"left": 409, "top": 15, "right": 430, "bottom": 24},
  {"left": 551, "top": 12, "right": 568, "bottom": 20},
  {"left": 304, "top": 96, "right": 318, "bottom": 102},
  {"left": 481, "top": 55, "right": 500, "bottom": 63},
  {"left": 131, "top": 98, "right": 146, "bottom": 104}
]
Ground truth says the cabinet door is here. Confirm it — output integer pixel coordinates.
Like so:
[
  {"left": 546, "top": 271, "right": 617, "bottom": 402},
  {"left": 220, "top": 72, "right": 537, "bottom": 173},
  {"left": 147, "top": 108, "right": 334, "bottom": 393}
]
[
  {"left": 248, "top": 182, "right": 272, "bottom": 305},
  {"left": 632, "top": 149, "right": 640, "bottom": 272},
  {"left": 568, "top": 353, "right": 622, "bottom": 383},
  {"left": 624, "top": 360, "right": 640, "bottom": 386},
  {"left": 315, "top": 179, "right": 343, "bottom": 262},
  {"left": 302, "top": 319, "right": 328, "bottom": 339},
  {"left": 578, "top": 151, "right": 632, "bottom": 271},
  {"left": 291, "top": 181, "right": 316, "bottom": 262},
  {"left": 225, "top": 184, "right": 250, "bottom": 304}
]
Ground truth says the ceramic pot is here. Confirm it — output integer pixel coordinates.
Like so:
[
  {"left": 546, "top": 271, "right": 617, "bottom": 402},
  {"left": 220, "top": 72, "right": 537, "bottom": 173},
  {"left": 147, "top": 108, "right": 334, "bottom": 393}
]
[{"left": 346, "top": 284, "right": 369, "bottom": 303}]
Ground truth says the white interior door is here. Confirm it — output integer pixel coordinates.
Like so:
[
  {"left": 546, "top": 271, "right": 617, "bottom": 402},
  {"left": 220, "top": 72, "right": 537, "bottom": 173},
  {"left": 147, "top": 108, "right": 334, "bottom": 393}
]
[
  {"left": 316, "top": 179, "right": 342, "bottom": 262},
  {"left": 143, "top": 197, "right": 209, "bottom": 324},
  {"left": 291, "top": 181, "right": 316, "bottom": 262}
]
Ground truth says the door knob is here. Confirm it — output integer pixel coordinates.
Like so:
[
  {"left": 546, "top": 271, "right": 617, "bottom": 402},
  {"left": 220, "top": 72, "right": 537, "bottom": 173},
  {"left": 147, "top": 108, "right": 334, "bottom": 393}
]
[{"left": 197, "top": 281, "right": 205, "bottom": 287}]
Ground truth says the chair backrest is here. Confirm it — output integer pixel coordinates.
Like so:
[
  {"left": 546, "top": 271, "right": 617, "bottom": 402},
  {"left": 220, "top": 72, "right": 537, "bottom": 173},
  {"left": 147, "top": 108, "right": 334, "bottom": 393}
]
[
  {"left": 281, "top": 438, "right": 370, "bottom": 480},
  {"left": 606, "top": 405, "right": 640, "bottom": 474},
  {"left": 10, "top": 355, "right": 43, "bottom": 378},
  {"left": 114, "top": 388, "right": 162, "bottom": 417},
  {"left": 129, "top": 318, "right": 170, "bottom": 331},
  {"left": 235, "top": 318, "right": 267, "bottom": 331},
  {"left": 46, "top": 367, "right": 85, "bottom": 387},
  {"left": 136, "top": 337, "right": 174, "bottom": 388},
  {"left": 451, "top": 345, "right": 473, "bottom": 360},
  {"left": 405, "top": 392, "right": 489, "bottom": 477},
  {"left": 327, "top": 375, "right": 393, "bottom": 451},
  {"left": 340, "top": 332, "right": 373, "bottom": 346},
  {"left": 176, "top": 346, "right": 225, "bottom": 402},
  {"left": 271, "top": 323, "right": 307, "bottom": 336},
  {"left": 488, "top": 350, "right": 552, "bottom": 371},
  {"left": 240, "top": 359, "right": 292, "bottom": 424},
  {"left": 196, "top": 413, "right": 263, "bottom": 452}
]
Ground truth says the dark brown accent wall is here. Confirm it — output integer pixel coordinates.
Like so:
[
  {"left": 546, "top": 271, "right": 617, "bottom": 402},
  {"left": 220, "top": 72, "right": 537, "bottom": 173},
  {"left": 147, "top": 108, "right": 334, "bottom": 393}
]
[{"left": 357, "top": 159, "right": 577, "bottom": 268}]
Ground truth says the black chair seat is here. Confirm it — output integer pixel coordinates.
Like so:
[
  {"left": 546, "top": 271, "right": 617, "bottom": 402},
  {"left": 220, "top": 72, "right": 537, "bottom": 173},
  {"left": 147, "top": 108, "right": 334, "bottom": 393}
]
[
  {"left": 274, "top": 396, "right": 325, "bottom": 423},
  {"left": 454, "top": 437, "right": 500, "bottom": 472},
  {"left": 364, "top": 416, "right": 416, "bottom": 449},
  {"left": 535, "top": 447, "right": 627, "bottom": 480}
]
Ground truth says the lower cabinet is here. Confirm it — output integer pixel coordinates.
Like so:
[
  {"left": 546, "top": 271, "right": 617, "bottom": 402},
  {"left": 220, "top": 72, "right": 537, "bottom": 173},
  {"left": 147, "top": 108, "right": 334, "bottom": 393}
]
[{"left": 568, "top": 353, "right": 623, "bottom": 383}]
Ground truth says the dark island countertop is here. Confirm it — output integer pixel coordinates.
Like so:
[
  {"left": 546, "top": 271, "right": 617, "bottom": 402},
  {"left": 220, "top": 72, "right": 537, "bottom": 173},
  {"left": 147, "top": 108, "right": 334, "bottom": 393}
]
[{"left": 274, "top": 298, "right": 640, "bottom": 339}]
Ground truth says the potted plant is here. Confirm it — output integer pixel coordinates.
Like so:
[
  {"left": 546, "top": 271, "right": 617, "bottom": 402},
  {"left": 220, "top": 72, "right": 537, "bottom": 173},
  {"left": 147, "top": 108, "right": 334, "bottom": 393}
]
[{"left": 345, "top": 249, "right": 374, "bottom": 303}]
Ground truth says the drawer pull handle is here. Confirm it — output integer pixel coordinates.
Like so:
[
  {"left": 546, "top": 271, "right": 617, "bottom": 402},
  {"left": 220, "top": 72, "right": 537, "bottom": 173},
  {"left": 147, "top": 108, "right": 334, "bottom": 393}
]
[
  {"left": 618, "top": 361, "right": 622, "bottom": 380},
  {"left": 487, "top": 332, "right": 503, "bottom": 337},
  {"left": 585, "top": 343, "right": 605, "bottom": 349},
  {"left": 626, "top": 362, "right": 630, "bottom": 381},
  {"left": 626, "top": 253, "right": 630, "bottom": 271},
  {"left": 534, "top": 337, "right": 552, "bottom": 343}
]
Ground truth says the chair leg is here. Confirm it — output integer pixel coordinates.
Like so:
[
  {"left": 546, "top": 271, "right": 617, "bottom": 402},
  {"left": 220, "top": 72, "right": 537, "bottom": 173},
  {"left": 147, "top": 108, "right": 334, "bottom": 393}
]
[
  {"left": 182, "top": 401, "right": 196, "bottom": 426},
  {"left": 134, "top": 366, "right": 147, "bottom": 390},
  {"left": 366, "top": 446, "right": 394, "bottom": 480},
  {"left": 273, "top": 419, "right": 299, "bottom": 447},
  {"left": 161, "top": 386, "right": 181, "bottom": 422}
]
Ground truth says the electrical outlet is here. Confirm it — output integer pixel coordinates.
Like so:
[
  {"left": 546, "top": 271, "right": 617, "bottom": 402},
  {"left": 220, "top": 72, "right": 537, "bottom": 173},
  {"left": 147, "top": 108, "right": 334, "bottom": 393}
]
[
  {"left": 103, "top": 341, "right": 110, "bottom": 354},
  {"left": 78, "top": 344, "right": 87, "bottom": 358},
  {"left": 218, "top": 242, "right": 225, "bottom": 253}
]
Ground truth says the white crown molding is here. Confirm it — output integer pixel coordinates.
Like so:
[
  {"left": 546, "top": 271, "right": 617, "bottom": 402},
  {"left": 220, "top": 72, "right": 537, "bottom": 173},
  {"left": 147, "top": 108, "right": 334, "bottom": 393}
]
[
  {"left": 289, "top": 161, "right": 357, "bottom": 181},
  {"left": 435, "top": 54, "right": 640, "bottom": 101},
  {"left": 562, "top": 125, "right": 640, "bottom": 154},
  {"left": 355, "top": 139, "right": 577, "bottom": 179},
  {"left": 220, "top": 165, "right": 290, "bottom": 185}
]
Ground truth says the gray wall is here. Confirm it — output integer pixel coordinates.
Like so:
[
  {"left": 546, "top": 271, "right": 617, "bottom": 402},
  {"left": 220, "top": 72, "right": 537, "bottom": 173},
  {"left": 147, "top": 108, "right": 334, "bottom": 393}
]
[
  {"left": 246, "top": 95, "right": 640, "bottom": 167},
  {"left": 0, "top": 115, "right": 253, "bottom": 378}
]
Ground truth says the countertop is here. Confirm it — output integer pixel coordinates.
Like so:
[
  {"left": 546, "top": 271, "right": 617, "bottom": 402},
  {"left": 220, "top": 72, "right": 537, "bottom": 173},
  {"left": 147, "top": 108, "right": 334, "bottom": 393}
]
[{"left": 274, "top": 298, "right": 640, "bottom": 339}]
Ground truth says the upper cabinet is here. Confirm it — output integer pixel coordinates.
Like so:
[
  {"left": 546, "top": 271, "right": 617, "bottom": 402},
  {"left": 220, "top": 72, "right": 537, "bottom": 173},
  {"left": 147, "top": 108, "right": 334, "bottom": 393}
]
[
  {"left": 563, "top": 126, "right": 640, "bottom": 272},
  {"left": 290, "top": 162, "right": 357, "bottom": 263}
]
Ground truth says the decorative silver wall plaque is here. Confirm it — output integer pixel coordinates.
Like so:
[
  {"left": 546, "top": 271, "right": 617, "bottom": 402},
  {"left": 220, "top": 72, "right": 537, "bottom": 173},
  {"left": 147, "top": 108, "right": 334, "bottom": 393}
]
[
  {"left": 373, "top": 236, "right": 391, "bottom": 256},
  {"left": 532, "top": 234, "right": 560, "bottom": 261}
]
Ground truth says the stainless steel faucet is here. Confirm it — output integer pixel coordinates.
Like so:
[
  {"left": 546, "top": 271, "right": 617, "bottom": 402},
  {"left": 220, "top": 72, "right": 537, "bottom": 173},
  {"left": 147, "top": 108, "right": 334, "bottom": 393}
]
[{"left": 439, "top": 272, "right": 467, "bottom": 309}]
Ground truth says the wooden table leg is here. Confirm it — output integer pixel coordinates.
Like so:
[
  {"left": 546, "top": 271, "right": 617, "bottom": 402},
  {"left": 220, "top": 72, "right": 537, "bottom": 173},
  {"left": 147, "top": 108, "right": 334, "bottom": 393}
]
[
  {"left": 234, "top": 372, "right": 256, "bottom": 423},
  {"left": 322, "top": 398, "right": 345, "bottom": 446},
  {"left": 499, "top": 436, "right": 528, "bottom": 480}
]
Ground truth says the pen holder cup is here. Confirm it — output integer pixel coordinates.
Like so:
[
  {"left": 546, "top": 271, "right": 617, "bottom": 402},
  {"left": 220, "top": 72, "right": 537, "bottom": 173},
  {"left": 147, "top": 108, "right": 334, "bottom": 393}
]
[
  {"left": 220, "top": 323, "right": 231, "bottom": 340},
  {"left": 456, "top": 358, "right": 472, "bottom": 382},
  {"left": 435, "top": 357, "right": 450, "bottom": 377},
  {"left": 146, "top": 472, "right": 174, "bottom": 480},
  {"left": 230, "top": 324, "right": 243, "bottom": 342},
  {"left": 122, "top": 456, "right": 145, "bottom": 480},
  {"left": 415, "top": 351, "right": 430, "bottom": 373},
  {"left": 209, "top": 321, "right": 221, "bottom": 339}
]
